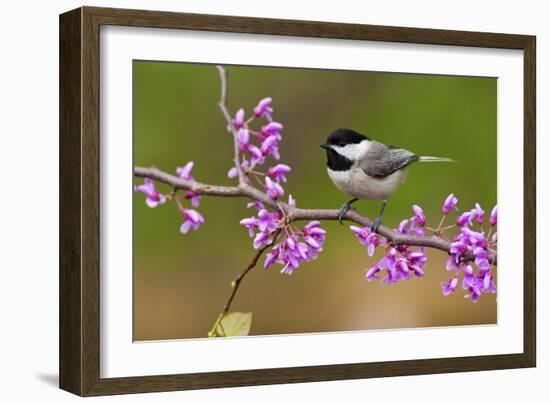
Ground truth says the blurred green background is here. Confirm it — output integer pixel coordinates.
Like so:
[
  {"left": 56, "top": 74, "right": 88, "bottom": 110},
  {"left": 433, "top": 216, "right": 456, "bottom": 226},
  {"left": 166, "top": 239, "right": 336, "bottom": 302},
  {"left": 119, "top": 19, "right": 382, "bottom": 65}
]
[{"left": 133, "top": 61, "right": 497, "bottom": 341}]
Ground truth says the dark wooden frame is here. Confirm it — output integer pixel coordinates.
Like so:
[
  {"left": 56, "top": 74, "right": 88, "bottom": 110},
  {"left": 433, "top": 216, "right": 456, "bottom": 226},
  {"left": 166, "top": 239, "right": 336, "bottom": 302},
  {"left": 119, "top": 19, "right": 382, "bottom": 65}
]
[{"left": 60, "top": 6, "right": 536, "bottom": 396}]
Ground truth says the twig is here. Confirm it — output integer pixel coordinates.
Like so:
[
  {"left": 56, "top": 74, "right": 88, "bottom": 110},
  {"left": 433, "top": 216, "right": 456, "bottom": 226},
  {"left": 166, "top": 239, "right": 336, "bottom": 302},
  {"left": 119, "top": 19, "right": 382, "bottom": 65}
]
[
  {"left": 134, "top": 166, "right": 497, "bottom": 265},
  {"left": 208, "top": 229, "right": 282, "bottom": 337},
  {"left": 225, "top": 229, "right": 282, "bottom": 313},
  {"left": 216, "top": 65, "right": 246, "bottom": 184}
]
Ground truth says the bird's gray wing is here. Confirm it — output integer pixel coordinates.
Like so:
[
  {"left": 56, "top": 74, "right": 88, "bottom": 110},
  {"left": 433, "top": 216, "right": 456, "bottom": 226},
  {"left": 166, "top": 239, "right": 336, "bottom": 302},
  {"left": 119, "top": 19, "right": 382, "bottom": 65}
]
[{"left": 359, "top": 142, "right": 419, "bottom": 178}]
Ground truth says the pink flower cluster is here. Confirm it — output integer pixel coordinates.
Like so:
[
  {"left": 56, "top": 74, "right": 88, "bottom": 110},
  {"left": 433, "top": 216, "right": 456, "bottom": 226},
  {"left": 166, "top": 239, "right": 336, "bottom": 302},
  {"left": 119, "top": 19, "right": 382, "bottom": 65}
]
[
  {"left": 240, "top": 197, "right": 326, "bottom": 276},
  {"left": 233, "top": 97, "right": 327, "bottom": 275},
  {"left": 443, "top": 202, "right": 497, "bottom": 302},
  {"left": 352, "top": 205, "right": 428, "bottom": 285},
  {"left": 134, "top": 161, "right": 204, "bottom": 234},
  {"left": 350, "top": 194, "right": 497, "bottom": 303},
  {"left": 228, "top": 98, "right": 289, "bottom": 200}
]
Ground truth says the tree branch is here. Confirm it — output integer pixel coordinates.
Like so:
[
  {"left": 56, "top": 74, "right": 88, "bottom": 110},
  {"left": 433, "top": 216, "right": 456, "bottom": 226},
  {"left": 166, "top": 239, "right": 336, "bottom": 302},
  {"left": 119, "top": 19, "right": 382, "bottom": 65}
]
[
  {"left": 224, "top": 229, "right": 282, "bottom": 314},
  {"left": 134, "top": 166, "right": 497, "bottom": 265},
  {"left": 208, "top": 229, "right": 282, "bottom": 337},
  {"left": 216, "top": 65, "right": 246, "bottom": 184}
]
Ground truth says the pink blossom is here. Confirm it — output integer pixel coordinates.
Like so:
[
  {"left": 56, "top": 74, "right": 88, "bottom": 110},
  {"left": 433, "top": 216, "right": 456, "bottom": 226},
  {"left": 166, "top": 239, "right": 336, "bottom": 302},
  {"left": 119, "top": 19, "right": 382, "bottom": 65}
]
[
  {"left": 253, "top": 97, "right": 273, "bottom": 121},
  {"left": 442, "top": 193, "right": 458, "bottom": 215},
  {"left": 239, "top": 209, "right": 281, "bottom": 237},
  {"left": 180, "top": 208, "right": 204, "bottom": 233},
  {"left": 176, "top": 161, "right": 201, "bottom": 207},
  {"left": 471, "top": 203, "right": 485, "bottom": 224},
  {"left": 247, "top": 144, "right": 265, "bottom": 166},
  {"left": 260, "top": 135, "right": 281, "bottom": 160},
  {"left": 176, "top": 161, "right": 194, "bottom": 180},
  {"left": 232, "top": 108, "right": 245, "bottom": 129},
  {"left": 489, "top": 205, "right": 498, "bottom": 226},
  {"left": 287, "top": 194, "right": 296, "bottom": 208},
  {"left": 397, "top": 219, "right": 409, "bottom": 234},
  {"left": 441, "top": 277, "right": 459, "bottom": 296},
  {"left": 237, "top": 128, "right": 250, "bottom": 151},
  {"left": 365, "top": 264, "right": 382, "bottom": 282},
  {"left": 264, "top": 177, "right": 284, "bottom": 200},
  {"left": 457, "top": 211, "right": 474, "bottom": 227},
  {"left": 260, "top": 122, "right": 283, "bottom": 140},
  {"left": 228, "top": 160, "right": 251, "bottom": 179},
  {"left": 264, "top": 221, "right": 326, "bottom": 274},
  {"left": 253, "top": 230, "right": 273, "bottom": 249},
  {"left": 134, "top": 178, "right": 166, "bottom": 208},
  {"left": 350, "top": 226, "right": 380, "bottom": 256},
  {"left": 412, "top": 205, "right": 426, "bottom": 227},
  {"left": 267, "top": 164, "right": 291, "bottom": 182}
]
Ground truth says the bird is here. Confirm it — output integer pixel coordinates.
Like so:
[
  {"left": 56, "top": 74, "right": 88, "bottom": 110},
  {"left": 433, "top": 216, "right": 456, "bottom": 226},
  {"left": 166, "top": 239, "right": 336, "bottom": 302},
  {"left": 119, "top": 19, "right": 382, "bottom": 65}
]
[{"left": 320, "top": 128, "right": 455, "bottom": 231}]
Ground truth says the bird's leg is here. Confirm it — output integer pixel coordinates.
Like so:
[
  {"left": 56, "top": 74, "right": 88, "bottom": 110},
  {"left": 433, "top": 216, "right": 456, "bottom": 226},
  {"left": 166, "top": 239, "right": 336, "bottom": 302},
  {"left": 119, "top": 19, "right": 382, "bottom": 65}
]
[
  {"left": 371, "top": 199, "right": 388, "bottom": 232},
  {"left": 338, "top": 198, "right": 358, "bottom": 225}
]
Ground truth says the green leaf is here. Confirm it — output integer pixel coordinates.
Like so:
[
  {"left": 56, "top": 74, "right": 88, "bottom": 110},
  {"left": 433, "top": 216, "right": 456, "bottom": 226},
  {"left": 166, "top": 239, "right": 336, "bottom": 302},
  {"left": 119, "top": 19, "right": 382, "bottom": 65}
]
[{"left": 216, "top": 312, "right": 252, "bottom": 337}]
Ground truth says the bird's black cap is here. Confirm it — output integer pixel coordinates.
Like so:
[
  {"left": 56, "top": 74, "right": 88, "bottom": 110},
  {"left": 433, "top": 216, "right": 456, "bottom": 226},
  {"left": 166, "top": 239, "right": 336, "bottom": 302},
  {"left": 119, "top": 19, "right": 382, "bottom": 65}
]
[{"left": 325, "top": 128, "right": 369, "bottom": 147}]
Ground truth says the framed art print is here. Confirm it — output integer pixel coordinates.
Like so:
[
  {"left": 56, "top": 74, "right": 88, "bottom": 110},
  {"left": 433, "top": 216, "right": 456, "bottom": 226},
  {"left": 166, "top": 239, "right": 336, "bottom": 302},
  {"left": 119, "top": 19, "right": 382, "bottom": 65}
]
[{"left": 59, "top": 6, "right": 536, "bottom": 396}]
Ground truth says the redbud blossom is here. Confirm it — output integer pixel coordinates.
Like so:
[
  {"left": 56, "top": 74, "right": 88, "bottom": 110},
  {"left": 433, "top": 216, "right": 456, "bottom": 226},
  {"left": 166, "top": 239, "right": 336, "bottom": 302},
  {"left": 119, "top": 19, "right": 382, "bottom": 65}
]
[
  {"left": 176, "top": 161, "right": 201, "bottom": 207},
  {"left": 397, "top": 219, "right": 409, "bottom": 234},
  {"left": 489, "top": 205, "right": 498, "bottom": 226},
  {"left": 471, "top": 203, "right": 485, "bottom": 224},
  {"left": 442, "top": 200, "right": 496, "bottom": 302},
  {"left": 237, "top": 128, "right": 250, "bottom": 151},
  {"left": 456, "top": 211, "right": 474, "bottom": 227},
  {"left": 264, "top": 221, "right": 326, "bottom": 274},
  {"left": 357, "top": 214, "right": 428, "bottom": 285},
  {"left": 228, "top": 160, "right": 251, "bottom": 179},
  {"left": 287, "top": 194, "right": 296, "bottom": 208},
  {"left": 267, "top": 164, "right": 292, "bottom": 183},
  {"left": 180, "top": 208, "right": 204, "bottom": 233},
  {"left": 260, "top": 122, "right": 283, "bottom": 140},
  {"left": 412, "top": 205, "right": 426, "bottom": 227},
  {"left": 260, "top": 135, "right": 281, "bottom": 160},
  {"left": 232, "top": 108, "right": 245, "bottom": 129},
  {"left": 247, "top": 144, "right": 265, "bottom": 166},
  {"left": 264, "top": 177, "right": 284, "bottom": 199},
  {"left": 350, "top": 226, "right": 380, "bottom": 256},
  {"left": 442, "top": 193, "right": 458, "bottom": 214},
  {"left": 135, "top": 178, "right": 166, "bottom": 208},
  {"left": 441, "top": 277, "right": 459, "bottom": 296},
  {"left": 253, "top": 97, "right": 273, "bottom": 121}
]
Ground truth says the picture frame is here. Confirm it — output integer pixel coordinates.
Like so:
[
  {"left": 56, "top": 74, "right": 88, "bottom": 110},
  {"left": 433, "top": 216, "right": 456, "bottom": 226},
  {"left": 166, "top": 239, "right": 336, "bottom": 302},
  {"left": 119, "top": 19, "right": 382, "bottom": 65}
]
[{"left": 59, "top": 6, "right": 536, "bottom": 396}]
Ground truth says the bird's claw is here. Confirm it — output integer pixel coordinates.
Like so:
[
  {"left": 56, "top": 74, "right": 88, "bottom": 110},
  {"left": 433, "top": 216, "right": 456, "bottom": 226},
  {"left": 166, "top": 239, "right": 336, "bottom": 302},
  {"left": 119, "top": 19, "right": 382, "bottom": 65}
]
[
  {"left": 338, "top": 204, "right": 349, "bottom": 225},
  {"left": 338, "top": 201, "right": 353, "bottom": 225},
  {"left": 371, "top": 217, "right": 382, "bottom": 233}
]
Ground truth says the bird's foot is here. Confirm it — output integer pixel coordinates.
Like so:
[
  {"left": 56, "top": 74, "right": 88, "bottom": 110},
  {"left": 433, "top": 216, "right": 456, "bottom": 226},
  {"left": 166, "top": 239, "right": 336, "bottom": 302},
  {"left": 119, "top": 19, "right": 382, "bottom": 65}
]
[
  {"left": 371, "top": 217, "right": 382, "bottom": 233},
  {"left": 370, "top": 199, "right": 388, "bottom": 233},
  {"left": 338, "top": 199, "right": 358, "bottom": 225}
]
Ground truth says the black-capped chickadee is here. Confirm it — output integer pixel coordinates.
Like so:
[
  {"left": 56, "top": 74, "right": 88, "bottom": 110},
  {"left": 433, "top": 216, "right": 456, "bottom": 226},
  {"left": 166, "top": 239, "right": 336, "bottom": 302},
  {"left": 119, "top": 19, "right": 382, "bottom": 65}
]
[{"left": 320, "top": 128, "right": 455, "bottom": 231}]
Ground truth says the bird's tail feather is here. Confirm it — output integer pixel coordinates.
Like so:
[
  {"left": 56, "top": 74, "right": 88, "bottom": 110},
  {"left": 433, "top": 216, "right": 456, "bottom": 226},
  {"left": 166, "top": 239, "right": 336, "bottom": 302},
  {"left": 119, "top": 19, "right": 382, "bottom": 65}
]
[{"left": 418, "top": 156, "right": 457, "bottom": 163}]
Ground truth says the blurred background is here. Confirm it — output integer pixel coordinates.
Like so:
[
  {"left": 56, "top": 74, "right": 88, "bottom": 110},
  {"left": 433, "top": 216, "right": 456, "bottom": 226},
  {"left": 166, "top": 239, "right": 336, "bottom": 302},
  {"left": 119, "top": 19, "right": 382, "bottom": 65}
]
[{"left": 133, "top": 61, "right": 497, "bottom": 341}]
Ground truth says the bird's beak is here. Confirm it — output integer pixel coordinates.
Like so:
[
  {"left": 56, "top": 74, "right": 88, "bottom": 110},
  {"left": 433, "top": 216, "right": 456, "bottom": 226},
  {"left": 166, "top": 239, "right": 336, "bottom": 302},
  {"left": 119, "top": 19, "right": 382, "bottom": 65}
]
[{"left": 320, "top": 143, "right": 331, "bottom": 150}]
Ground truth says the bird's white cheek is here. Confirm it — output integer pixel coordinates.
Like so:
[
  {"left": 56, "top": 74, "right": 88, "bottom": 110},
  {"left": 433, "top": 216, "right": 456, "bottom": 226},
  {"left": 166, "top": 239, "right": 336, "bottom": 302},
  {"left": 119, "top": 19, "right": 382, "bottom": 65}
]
[{"left": 332, "top": 141, "right": 372, "bottom": 161}]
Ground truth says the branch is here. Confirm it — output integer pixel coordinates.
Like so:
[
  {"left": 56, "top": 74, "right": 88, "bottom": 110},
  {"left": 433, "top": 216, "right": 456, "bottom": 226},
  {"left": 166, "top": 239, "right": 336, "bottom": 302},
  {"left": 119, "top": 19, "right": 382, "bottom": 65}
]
[
  {"left": 134, "top": 166, "right": 497, "bottom": 265},
  {"left": 223, "top": 231, "right": 280, "bottom": 313},
  {"left": 208, "top": 229, "right": 282, "bottom": 337},
  {"left": 216, "top": 65, "right": 246, "bottom": 184}
]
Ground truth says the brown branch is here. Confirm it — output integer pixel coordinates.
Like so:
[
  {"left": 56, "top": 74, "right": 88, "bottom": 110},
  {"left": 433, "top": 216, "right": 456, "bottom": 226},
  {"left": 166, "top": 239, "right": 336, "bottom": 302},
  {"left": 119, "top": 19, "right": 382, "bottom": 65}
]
[
  {"left": 208, "top": 229, "right": 282, "bottom": 337},
  {"left": 134, "top": 166, "right": 497, "bottom": 265},
  {"left": 223, "top": 229, "right": 282, "bottom": 314}
]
